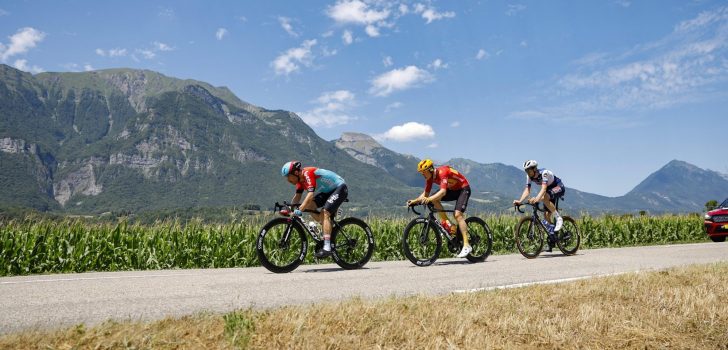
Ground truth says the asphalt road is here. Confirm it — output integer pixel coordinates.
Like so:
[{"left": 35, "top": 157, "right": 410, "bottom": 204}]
[{"left": 1, "top": 242, "right": 726, "bottom": 334}]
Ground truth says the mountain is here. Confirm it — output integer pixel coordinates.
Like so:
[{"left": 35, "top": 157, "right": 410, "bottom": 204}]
[
  {"left": 333, "top": 132, "right": 727, "bottom": 213},
  {"left": 0, "top": 64, "right": 415, "bottom": 214},
  {"left": 625, "top": 160, "right": 728, "bottom": 212},
  {"left": 333, "top": 132, "right": 422, "bottom": 187}
]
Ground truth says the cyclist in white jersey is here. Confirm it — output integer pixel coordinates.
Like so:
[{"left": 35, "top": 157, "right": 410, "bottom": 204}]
[{"left": 513, "top": 160, "right": 566, "bottom": 249}]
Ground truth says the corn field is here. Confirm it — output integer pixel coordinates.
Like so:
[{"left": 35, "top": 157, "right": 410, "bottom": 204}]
[{"left": 0, "top": 213, "right": 707, "bottom": 276}]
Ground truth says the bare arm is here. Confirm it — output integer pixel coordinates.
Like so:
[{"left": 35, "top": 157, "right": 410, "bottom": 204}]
[{"left": 427, "top": 188, "right": 447, "bottom": 203}]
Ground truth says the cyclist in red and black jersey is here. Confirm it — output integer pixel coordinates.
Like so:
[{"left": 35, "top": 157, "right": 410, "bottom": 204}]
[{"left": 407, "top": 159, "right": 472, "bottom": 258}]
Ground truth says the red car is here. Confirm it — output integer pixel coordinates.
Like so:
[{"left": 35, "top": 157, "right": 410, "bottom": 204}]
[{"left": 705, "top": 198, "right": 728, "bottom": 242}]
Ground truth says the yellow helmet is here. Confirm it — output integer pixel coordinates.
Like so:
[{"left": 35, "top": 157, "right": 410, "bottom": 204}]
[{"left": 417, "top": 159, "right": 434, "bottom": 172}]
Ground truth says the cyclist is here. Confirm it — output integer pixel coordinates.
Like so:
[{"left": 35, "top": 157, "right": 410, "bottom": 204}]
[
  {"left": 513, "top": 160, "right": 565, "bottom": 251},
  {"left": 407, "top": 159, "right": 472, "bottom": 258},
  {"left": 281, "top": 160, "right": 348, "bottom": 258}
]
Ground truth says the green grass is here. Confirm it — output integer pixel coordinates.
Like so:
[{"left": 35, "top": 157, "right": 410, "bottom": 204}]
[{"left": 0, "top": 213, "right": 707, "bottom": 276}]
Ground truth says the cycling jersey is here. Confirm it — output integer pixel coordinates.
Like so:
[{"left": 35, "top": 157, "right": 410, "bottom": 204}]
[
  {"left": 526, "top": 169, "right": 562, "bottom": 189},
  {"left": 425, "top": 166, "right": 470, "bottom": 193},
  {"left": 295, "top": 167, "right": 346, "bottom": 193}
]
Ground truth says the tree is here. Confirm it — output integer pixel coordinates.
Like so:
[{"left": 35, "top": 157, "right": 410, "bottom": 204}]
[{"left": 705, "top": 200, "right": 718, "bottom": 212}]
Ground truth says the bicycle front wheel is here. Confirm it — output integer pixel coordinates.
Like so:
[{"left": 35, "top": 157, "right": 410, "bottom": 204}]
[
  {"left": 256, "top": 218, "right": 307, "bottom": 273},
  {"left": 514, "top": 216, "right": 544, "bottom": 259},
  {"left": 331, "top": 217, "right": 375, "bottom": 269},
  {"left": 556, "top": 216, "right": 580, "bottom": 255},
  {"left": 402, "top": 218, "right": 442, "bottom": 266},
  {"left": 462, "top": 217, "right": 493, "bottom": 263}
]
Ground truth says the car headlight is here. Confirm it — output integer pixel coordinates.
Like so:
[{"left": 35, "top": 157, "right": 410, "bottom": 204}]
[{"left": 705, "top": 214, "right": 712, "bottom": 220}]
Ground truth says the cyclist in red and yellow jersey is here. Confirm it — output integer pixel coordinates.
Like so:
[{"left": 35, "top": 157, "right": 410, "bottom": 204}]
[{"left": 407, "top": 159, "right": 472, "bottom": 258}]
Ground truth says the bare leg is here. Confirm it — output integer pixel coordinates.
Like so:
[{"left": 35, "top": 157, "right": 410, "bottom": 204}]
[{"left": 454, "top": 210, "right": 469, "bottom": 246}]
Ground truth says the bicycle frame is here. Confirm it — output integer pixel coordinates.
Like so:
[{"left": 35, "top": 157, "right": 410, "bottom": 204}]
[
  {"left": 515, "top": 202, "right": 551, "bottom": 233},
  {"left": 273, "top": 201, "right": 343, "bottom": 247},
  {"left": 409, "top": 203, "right": 459, "bottom": 243}
]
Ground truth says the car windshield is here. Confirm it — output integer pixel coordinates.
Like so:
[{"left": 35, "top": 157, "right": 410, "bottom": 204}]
[{"left": 721, "top": 198, "right": 728, "bottom": 209}]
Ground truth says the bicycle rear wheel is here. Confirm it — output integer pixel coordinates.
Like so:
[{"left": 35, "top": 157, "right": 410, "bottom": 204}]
[
  {"left": 332, "top": 217, "right": 375, "bottom": 269},
  {"left": 556, "top": 216, "right": 580, "bottom": 255},
  {"left": 402, "top": 218, "right": 442, "bottom": 266},
  {"left": 462, "top": 217, "right": 493, "bottom": 263},
  {"left": 256, "top": 218, "right": 307, "bottom": 273},
  {"left": 514, "top": 216, "right": 544, "bottom": 259}
]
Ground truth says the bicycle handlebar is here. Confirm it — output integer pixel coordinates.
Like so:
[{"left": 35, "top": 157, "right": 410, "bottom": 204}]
[
  {"left": 407, "top": 202, "right": 455, "bottom": 216},
  {"left": 514, "top": 202, "right": 546, "bottom": 214},
  {"left": 273, "top": 201, "right": 321, "bottom": 215}
]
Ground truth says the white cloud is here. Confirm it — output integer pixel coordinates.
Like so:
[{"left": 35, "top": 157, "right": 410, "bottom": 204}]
[
  {"left": 237, "top": 16, "right": 248, "bottom": 22},
  {"left": 506, "top": 4, "right": 526, "bottom": 16},
  {"left": 216, "top": 28, "right": 228, "bottom": 40},
  {"left": 551, "top": 5, "right": 728, "bottom": 116},
  {"left": 322, "top": 46, "right": 338, "bottom": 57},
  {"left": 153, "top": 41, "right": 173, "bottom": 51},
  {"left": 520, "top": 40, "right": 528, "bottom": 47},
  {"left": 327, "top": 0, "right": 390, "bottom": 25},
  {"left": 95, "top": 48, "right": 106, "bottom": 56},
  {"left": 375, "top": 122, "right": 435, "bottom": 142},
  {"left": 0, "top": 9, "right": 8, "bottom": 16},
  {"left": 399, "top": 4, "right": 409, "bottom": 15},
  {"left": 13, "top": 59, "right": 43, "bottom": 74},
  {"left": 369, "top": 65, "right": 434, "bottom": 97},
  {"left": 365, "top": 25, "right": 380, "bottom": 37},
  {"left": 385, "top": 101, "right": 403, "bottom": 112},
  {"left": 383, "top": 56, "right": 393, "bottom": 67},
  {"left": 322, "top": 30, "right": 334, "bottom": 38},
  {"left": 615, "top": 1, "right": 631, "bottom": 8},
  {"left": 158, "top": 7, "right": 175, "bottom": 19},
  {"left": 84, "top": 64, "right": 94, "bottom": 71},
  {"left": 428, "top": 58, "right": 448, "bottom": 70},
  {"left": 476, "top": 49, "right": 489, "bottom": 60},
  {"left": 299, "top": 90, "right": 357, "bottom": 128},
  {"left": 342, "top": 30, "right": 354, "bottom": 45},
  {"left": 272, "top": 39, "right": 317, "bottom": 76},
  {"left": 0, "top": 27, "right": 46, "bottom": 62},
  {"left": 109, "top": 48, "right": 127, "bottom": 57},
  {"left": 278, "top": 17, "right": 299, "bottom": 37},
  {"left": 510, "top": 6, "right": 728, "bottom": 128},
  {"left": 137, "top": 49, "right": 155, "bottom": 59},
  {"left": 427, "top": 143, "right": 438, "bottom": 148},
  {"left": 414, "top": 4, "right": 455, "bottom": 24},
  {"left": 450, "top": 121, "right": 460, "bottom": 128}
]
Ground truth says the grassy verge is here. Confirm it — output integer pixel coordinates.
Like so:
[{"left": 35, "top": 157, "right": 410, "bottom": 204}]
[{"left": 2, "top": 262, "right": 726, "bottom": 349}]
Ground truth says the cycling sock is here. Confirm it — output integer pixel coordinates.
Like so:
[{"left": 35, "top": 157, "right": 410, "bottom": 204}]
[
  {"left": 553, "top": 211, "right": 561, "bottom": 219},
  {"left": 324, "top": 240, "right": 331, "bottom": 251}
]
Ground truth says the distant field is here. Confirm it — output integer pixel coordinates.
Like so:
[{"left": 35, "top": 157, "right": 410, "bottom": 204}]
[
  {"left": 0, "top": 213, "right": 706, "bottom": 276},
  {"left": 1, "top": 262, "right": 725, "bottom": 349}
]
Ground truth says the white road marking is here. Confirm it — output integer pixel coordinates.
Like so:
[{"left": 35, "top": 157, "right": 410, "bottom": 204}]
[{"left": 452, "top": 270, "right": 643, "bottom": 294}]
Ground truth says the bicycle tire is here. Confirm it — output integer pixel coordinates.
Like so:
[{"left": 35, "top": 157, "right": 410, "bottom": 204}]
[
  {"left": 256, "top": 217, "right": 307, "bottom": 273},
  {"left": 556, "top": 216, "right": 580, "bottom": 255},
  {"left": 514, "top": 216, "right": 543, "bottom": 259},
  {"left": 402, "top": 218, "right": 442, "bottom": 266},
  {"left": 331, "top": 217, "right": 375, "bottom": 269},
  {"left": 463, "top": 217, "right": 493, "bottom": 263}
]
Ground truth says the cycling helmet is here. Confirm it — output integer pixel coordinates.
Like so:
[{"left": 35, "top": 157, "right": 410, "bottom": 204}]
[
  {"left": 523, "top": 160, "right": 538, "bottom": 171},
  {"left": 281, "top": 160, "right": 302, "bottom": 176},
  {"left": 417, "top": 159, "right": 434, "bottom": 172}
]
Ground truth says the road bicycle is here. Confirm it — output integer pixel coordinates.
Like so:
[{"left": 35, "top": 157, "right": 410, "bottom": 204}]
[
  {"left": 514, "top": 200, "right": 580, "bottom": 258},
  {"left": 401, "top": 203, "right": 493, "bottom": 266},
  {"left": 256, "top": 200, "right": 375, "bottom": 273}
]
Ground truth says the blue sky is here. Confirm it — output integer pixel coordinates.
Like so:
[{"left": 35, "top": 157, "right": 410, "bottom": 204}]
[{"left": 1, "top": 0, "right": 727, "bottom": 197}]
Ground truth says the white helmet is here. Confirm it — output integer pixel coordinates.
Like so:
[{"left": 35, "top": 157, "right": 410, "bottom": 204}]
[{"left": 523, "top": 160, "right": 538, "bottom": 171}]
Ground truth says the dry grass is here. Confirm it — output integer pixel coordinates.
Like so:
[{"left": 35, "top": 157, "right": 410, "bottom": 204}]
[{"left": 2, "top": 263, "right": 727, "bottom": 350}]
